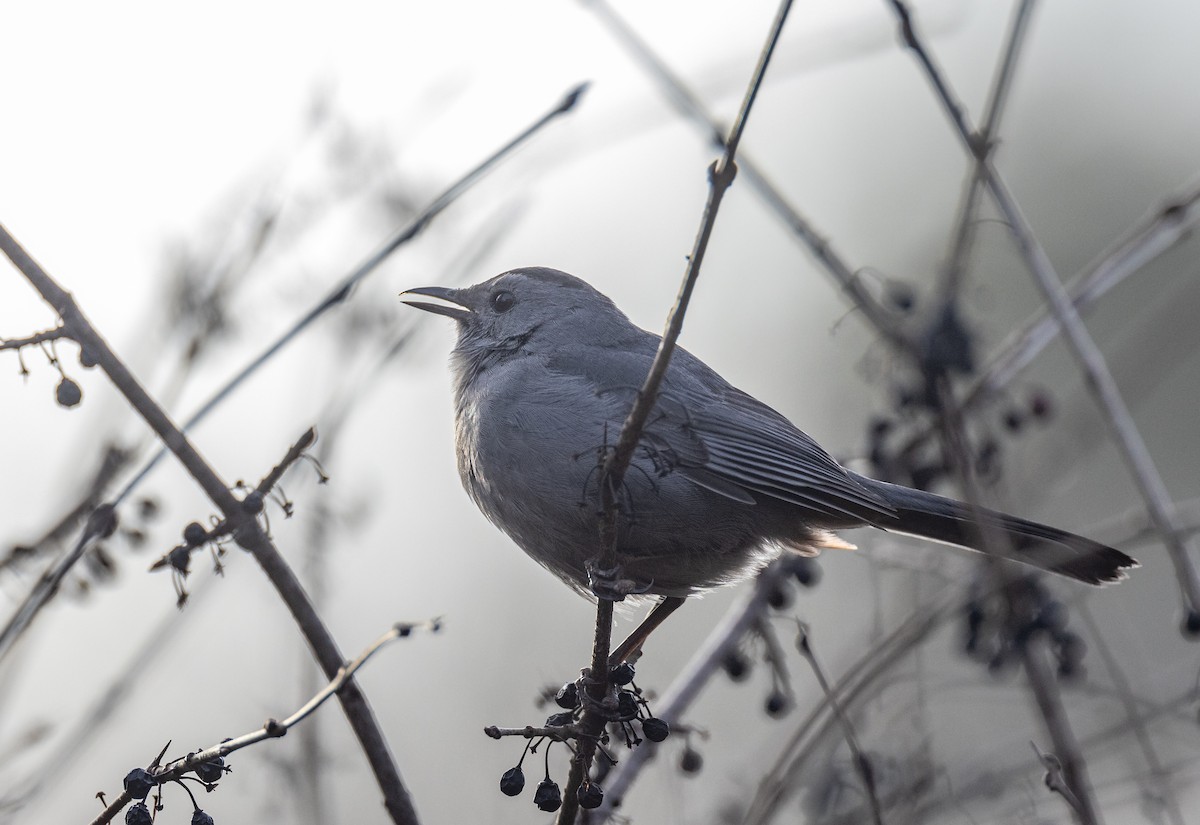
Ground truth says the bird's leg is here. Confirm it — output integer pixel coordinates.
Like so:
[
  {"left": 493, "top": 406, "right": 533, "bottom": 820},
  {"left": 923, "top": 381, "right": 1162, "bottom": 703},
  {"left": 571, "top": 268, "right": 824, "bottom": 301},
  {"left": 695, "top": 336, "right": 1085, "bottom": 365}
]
[
  {"left": 608, "top": 596, "right": 686, "bottom": 667},
  {"left": 586, "top": 559, "right": 653, "bottom": 601}
]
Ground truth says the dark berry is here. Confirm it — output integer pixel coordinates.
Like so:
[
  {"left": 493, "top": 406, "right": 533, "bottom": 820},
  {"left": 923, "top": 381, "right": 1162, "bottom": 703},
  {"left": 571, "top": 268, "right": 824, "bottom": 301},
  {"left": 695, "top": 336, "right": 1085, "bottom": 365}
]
[
  {"left": 123, "top": 768, "right": 154, "bottom": 800},
  {"left": 545, "top": 711, "right": 574, "bottom": 728},
  {"left": 610, "top": 662, "right": 635, "bottom": 686},
  {"left": 1184, "top": 611, "right": 1200, "bottom": 638},
  {"left": 576, "top": 781, "right": 604, "bottom": 809},
  {"left": 965, "top": 601, "right": 985, "bottom": 633},
  {"left": 183, "top": 522, "right": 207, "bottom": 547},
  {"left": 555, "top": 682, "right": 579, "bottom": 709},
  {"left": 1029, "top": 391, "right": 1053, "bottom": 420},
  {"left": 793, "top": 558, "right": 821, "bottom": 588},
  {"left": 191, "top": 811, "right": 215, "bottom": 825},
  {"left": 56, "top": 377, "right": 82, "bottom": 408},
  {"left": 499, "top": 766, "right": 525, "bottom": 797},
  {"left": 680, "top": 747, "right": 704, "bottom": 774},
  {"left": 765, "top": 691, "right": 790, "bottom": 718},
  {"left": 125, "top": 803, "right": 153, "bottom": 825},
  {"left": 242, "top": 491, "right": 265, "bottom": 514},
  {"left": 721, "top": 649, "right": 750, "bottom": 682},
  {"left": 886, "top": 281, "right": 916, "bottom": 312},
  {"left": 533, "top": 779, "right": 562, "bottom": 812},
  {"left": 910, "top": 463, "right": 946, "bottom": 491},
  {"left": 1002, "top": 409, "right": 1024, "bottom": 432},
  {"left": 616, "top": 691, "right": 638, "bottom": 719},
  {"left": 1057, "top": 632, "right": 1086, "bottom": 665},
  {"left": 79, "top": 345, "right": 99, "bottom": 368},
  {"left": 168, "top": 545, "right": 191, "bottom": 574},
  {"left": 138, "top": 497, "right": 161, "bottom": 521},
  {"left": 767, "top": 580, "right": 793, "bottom": 610},
  {"left": 1037, "top": 601, "right": 1068, "bottom": 632},
  {"left": 194, "top": 756, "right": 224, "bottom": 783},
  {"left": 641, "top": 717, "right": 670, "bottom": 742}
]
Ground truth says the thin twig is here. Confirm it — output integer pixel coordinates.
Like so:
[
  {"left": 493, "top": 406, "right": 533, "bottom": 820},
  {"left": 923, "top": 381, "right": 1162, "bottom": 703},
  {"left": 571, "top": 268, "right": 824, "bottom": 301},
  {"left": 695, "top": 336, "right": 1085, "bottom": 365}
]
[
  {"left": 583, "top": 0, "right": 907, "bottom": 349},
  {"left": 794, "top": 625, "right": 885, "bottom": 825},
  {"left": 87, "top": 620, "right": 438, "bottom": 825},
  {"left": 884, "top": 0, "right": 1200, "bottom": 618},
  {"left": 557, "top": 5, "right": 793, "bottom": 822},
  {"left": 1075, "top": 603, "right": 1187, "bottom": 825},
  {"left": 740, "top": 588, "right": 958, "bottom": 825},
  {"left": 0, "top": 325, "right": 69, "bottom": 351},
  {"left": 0, "top": 228, "right": 420, "bottom": 825},
  {"left": 939, "top": 0, "right": 1037, "bottom": 296}
]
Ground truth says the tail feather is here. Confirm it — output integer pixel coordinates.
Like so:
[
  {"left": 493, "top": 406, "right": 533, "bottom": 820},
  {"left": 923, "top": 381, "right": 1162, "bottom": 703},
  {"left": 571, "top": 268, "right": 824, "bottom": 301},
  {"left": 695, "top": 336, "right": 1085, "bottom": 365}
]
[{"left": 854, "top": 475, "right": 1138, "bottom": 585}]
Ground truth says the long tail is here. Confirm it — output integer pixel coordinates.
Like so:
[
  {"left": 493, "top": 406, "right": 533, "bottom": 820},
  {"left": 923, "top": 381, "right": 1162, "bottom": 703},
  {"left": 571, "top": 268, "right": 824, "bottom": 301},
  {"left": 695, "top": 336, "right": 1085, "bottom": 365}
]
[{"left": 852, "top": 474, "right": 1138, "bottom": 585}]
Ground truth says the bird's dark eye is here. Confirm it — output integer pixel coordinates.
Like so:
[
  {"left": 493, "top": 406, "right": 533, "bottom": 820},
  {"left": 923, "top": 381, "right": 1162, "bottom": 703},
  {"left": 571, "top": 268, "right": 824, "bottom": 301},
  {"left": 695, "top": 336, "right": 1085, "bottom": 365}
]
[{"left": 491, "top": 290, "right": 515, "bottom": 313}]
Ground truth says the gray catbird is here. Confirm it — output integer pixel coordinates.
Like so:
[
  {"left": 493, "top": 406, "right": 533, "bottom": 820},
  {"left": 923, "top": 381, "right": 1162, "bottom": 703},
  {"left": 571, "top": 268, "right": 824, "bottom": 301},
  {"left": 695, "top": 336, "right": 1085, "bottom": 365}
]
[{"left": 404, "top": 268, "right": 1135, "bottom": 654}]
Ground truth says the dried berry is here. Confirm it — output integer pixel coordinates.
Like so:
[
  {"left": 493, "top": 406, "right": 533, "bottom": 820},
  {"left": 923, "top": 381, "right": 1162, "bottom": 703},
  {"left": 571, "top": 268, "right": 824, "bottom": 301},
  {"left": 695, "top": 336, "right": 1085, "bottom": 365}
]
[
  {"left": 1002, "top": 408, "right": 1024, "bottom": 432},
  {"left": 125, "top": 802, "right": 153, "bottom": 825},
  {"left": 680, "top": 746, "right": 704, "bottom": 774},
  {"left": 767, "top": 580, "right": 793, "bottom": 610},
  {"left": 610, "top": 662, "right": 635, "bottom": 686},
  {"left": 641, "top": 717, "right": 670, "bottom": 742},
  {"left": 242, "top": 490, "right": 265, "bottom": 514},
  {"left": 183, "top": 522, "right": 207, "bottom": 547},
  {"left": 1184, "top": 611, "right": 1200, "bottom": 638},
  {"left": 500, "top": 766, "right": 525, "bottom": 797},
  {"left": 168, "top": 545, "right": 191, "bottom": 575},
  {"left": 1029, "top": 391, "right": 1053, "bottom": 420},
  {"left": 886, "top": 281, "right": 915, "bottom": 312},
  {"left": 545, "top": 711, "right": 574, "bottom": 728},
  {"left": 616, "top": 691, "right": 638, "bottom": 719},
  {"left": 721, "top": 649, "right": 750, "bottom": 682},
  {"left": 765, "top": 691, "right": 790, "bottom": 718},
  {"left": 191, "top": 811, "right": 215, "bottom": 825},
  {"left": 793, "top": 558, "right": 821, "bottom": 588},
  {"left": 56, "top": 377, "right": 82, "bottom": 408},
  {"left": 576, "top": 781, "right": 604, "bottom": 809},
  {"left": 194, "top": 756, "right": 224, "bottom": 783},
  {"left": 123, "top": 768, "right": 154, "bottom": 800},
  {"left": 533, "top": 779, "right": 562, "bottom": 812},
  {"left": 555, "top": 682, "right": 579, "bottom": 709}
]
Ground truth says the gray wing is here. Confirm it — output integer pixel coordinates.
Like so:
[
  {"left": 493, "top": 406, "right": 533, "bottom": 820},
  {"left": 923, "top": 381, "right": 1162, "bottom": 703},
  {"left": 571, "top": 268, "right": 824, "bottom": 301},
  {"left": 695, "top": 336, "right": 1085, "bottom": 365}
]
[{"left": 544, "top": 341, "right": 894, "bottom": 524}]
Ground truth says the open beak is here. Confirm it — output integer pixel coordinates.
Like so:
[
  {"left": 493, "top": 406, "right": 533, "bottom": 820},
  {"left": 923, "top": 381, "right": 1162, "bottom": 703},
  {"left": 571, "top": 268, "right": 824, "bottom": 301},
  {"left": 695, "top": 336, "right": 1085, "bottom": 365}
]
[{"left": 400, "top": 286, "right": 473, "bottom": 322}]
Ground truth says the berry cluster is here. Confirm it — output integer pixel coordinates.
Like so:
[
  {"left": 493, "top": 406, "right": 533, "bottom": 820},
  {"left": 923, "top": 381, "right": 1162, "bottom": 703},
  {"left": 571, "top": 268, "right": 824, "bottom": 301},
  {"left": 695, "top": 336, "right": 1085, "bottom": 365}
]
[
  {"left": 494, "top": 662, "right": 672, "bottom": 812},
  {"left": 963, "top": 576, "right": 1087, "bottom": 679},
  {"left": 117, "top": 754, "right": 228, "bottom": 825},
  {"left": 868, "top": 386, "right": 1057, "bottom": 493}
]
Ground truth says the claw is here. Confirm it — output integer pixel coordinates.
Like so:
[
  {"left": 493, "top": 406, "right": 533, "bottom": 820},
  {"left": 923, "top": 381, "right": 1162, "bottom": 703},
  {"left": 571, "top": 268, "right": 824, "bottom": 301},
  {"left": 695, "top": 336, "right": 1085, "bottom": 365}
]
[{"left": 586, "top": 559, "right": 652, "bottom": 601}]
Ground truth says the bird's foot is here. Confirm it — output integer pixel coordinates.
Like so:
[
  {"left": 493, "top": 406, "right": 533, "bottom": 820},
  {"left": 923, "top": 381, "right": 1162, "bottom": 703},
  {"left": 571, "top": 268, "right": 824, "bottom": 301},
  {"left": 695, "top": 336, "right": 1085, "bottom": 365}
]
[{"left": 586, "top": 560, "right": 652, "bottom": 601}]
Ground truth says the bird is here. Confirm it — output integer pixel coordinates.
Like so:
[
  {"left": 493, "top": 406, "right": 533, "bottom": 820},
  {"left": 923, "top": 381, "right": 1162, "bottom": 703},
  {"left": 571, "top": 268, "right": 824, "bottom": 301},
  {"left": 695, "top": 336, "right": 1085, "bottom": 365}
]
[{"left": 403, "top": 267, "right": 1136, "bottom": 660}]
